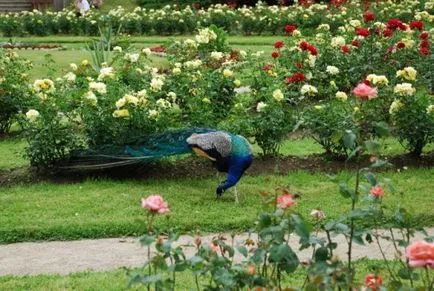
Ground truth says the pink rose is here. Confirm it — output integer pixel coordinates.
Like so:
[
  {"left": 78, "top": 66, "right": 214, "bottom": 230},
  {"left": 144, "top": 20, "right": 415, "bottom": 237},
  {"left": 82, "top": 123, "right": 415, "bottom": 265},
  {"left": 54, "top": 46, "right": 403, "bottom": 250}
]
[
  {"left": 277, "top": 194, "right": 297, "bottom": 209},
  {"left": 370, "top": 186, "right": 384, "bottom": 198},
  {"left": 141, "top": 195, "right": 169, "bottom": 214},
  {"left": 407, "top": 241, "right": 434, "bottom": 269},
  {"left": 352, "top": 83, "right": 378, "bottom": 100}
]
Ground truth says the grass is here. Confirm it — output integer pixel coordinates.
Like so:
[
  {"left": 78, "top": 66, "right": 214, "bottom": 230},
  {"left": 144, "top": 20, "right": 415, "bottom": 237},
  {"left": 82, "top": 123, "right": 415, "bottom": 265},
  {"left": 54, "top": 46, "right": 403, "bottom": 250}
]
[
  {"left": 0, "top": 168, "right": 433, "bottom": 243},
  {"left": 0, "top": 137, "right": 27, "bottom": 169},
  {"left": 1, "top": 36, "right": 283, "bottom": 45},
  {"left": 16, "top": 49, "right": 169, "bottom": 80},
  {"left": 0, "top": 259, "right": 425, "bottom": 290}
]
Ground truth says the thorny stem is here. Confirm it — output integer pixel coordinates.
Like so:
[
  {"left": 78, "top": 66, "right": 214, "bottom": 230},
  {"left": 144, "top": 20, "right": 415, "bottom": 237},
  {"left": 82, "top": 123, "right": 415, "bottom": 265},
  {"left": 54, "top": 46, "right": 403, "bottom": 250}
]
[
  {"left": 374, "top": 227, "right": 397, "bottom": 281},
  {"left": 326, "top": 230, "right": 334, "bottom": 258},
  {"left": 405, "top": 229, "right": 414, "bottom": 288},
  {"left": 426, "top": 267, "right": 434, "bottom": 291},
  {"left": 147, "top": 245, "right": 151, "bottom": 291},
  {"left": 348, "top": 166, "right": 360, "bottom": 273},
  {"left": 389, "top": 228, "right": 399, "bottom": 252},
  {"left": 277, "top": 265, "right": 282, "bottom": 291},
  {"left": 195, "top": 275, "right": 200, "bottom": 291}
]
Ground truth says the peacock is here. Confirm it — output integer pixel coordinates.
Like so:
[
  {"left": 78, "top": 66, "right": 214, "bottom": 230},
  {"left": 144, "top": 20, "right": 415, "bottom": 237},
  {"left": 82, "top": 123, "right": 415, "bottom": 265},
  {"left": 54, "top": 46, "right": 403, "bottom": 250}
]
[{"left": 62, "top": 128, "right": 253, "bottom": 201}]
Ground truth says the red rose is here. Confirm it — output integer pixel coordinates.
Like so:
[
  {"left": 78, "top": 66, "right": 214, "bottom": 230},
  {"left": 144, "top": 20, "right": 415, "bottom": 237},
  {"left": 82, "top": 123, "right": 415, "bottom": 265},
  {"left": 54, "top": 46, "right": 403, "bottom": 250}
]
[
  {"left": 410, "top": 20, "right": 424, "bottom": 31},
  {"left": 374, "top": 28, "right": 380, "bottom": 35},
  {"left": 421, "top": 40, "right": 429, "bottom": 48},
  {"left": 356, "top": 28, "right": 370, "bottom": 37},
  {"left": 285, "top": 24, "right": 297, "bottom": 34},
  {"left": 307, "top": 45, "right": 318, "bottom": 56},
  {"left": 287, "top": 72, "right": 305, "bottom": 83},
  {"left": 274, "top": 41, "right": 284, "bottom": 49},
  {"left": 420, "top": 31, "right": 429, "bottom": 39},
  {"left": 296, "top": 62, "right": 302, "bottom": 68},
  {"left": 341, "top": 45, "right": 350, "bottom": 54},
  {"left": 262, "top": 64, "right": 272, "bottom": 71},
  {"left": 387, "top": 19, "right": 403, "bottom": 30},
  {"left": 299, "top": 41, "right": 310, "bottom": 50},
  {"left": 272, "top": 51, "right": 279, "bottom": 58},
  {"left": 351, "top": 40, "right": 360, "bottom": 47},
  {"left": 399, "top": 23, "right": 407, "bottom": 31},
  {"left": 383, "top": 29, "right": 392, "bottom": 37},
  {"left": 363, "top": 79, "right": 370, "bottom": 86},
  {"left": 420, "top": 47, "right": 430, "bottom": 55},
  {"left": 364, "top": 274, "right": 384, "bottom": 291},
  {"left": 363, "top": 12, "right": 374, "bottom": 22},
  {"left": 397, "top": 42, "right": 406, "bottom": 49}
]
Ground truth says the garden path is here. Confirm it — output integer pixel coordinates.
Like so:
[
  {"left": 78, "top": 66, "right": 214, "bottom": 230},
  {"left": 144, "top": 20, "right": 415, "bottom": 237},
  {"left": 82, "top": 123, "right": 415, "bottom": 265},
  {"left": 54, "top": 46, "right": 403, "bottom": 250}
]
[{"left": 1, "top": 228, "right": 433, "bottom": 276}]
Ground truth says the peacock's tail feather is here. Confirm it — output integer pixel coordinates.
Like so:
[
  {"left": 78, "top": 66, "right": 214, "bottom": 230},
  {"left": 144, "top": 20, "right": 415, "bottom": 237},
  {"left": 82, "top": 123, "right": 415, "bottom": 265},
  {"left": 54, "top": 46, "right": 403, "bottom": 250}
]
[{"left": 59, "top": 128, "right": 217, "bottom": 170}]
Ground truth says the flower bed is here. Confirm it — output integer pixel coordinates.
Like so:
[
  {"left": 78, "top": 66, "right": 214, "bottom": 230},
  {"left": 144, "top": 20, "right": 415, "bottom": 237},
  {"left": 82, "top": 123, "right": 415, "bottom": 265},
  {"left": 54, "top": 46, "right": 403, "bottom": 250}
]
[{"left": 0, "top": 0, "right": 432, "bottom": 36}]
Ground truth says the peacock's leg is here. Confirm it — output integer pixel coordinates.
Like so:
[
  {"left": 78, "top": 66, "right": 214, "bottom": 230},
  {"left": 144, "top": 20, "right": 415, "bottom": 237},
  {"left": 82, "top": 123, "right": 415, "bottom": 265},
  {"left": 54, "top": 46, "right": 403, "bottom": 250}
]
[{"left": 234, "top": 186, "right": 239, "bottom": 204}]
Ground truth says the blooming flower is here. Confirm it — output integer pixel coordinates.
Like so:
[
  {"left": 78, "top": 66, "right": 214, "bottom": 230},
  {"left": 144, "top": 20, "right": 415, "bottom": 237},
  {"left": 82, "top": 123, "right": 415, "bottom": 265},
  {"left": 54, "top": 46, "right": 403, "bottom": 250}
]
[
  {"left": 150, "top": 78, "right": 164, "bottom": 91},
  {"left": 396, "top": 67, "right": 417, "bottom": 81},
  {"left": 125, "top": 53, "right": 140, "bottom": 63},
  {"left": 394, "top": 83, "right": 415, "bottom": 96},
  {"left": 70, "top": 63, "right": 78, "bottom": 71},
  {"left": 277, "top": 194, "right": 296, "bottom": 209},
  {"left": 233, "top": 79, "right": 241, "bottom": 87},
  {"left": 389, "top": 100, "right": 403, "bottom": 115},
  {"left": 256, "top": 102, "right": 267, "bottom": 112},
  {"left": 310, "top": 208, "right": 326, "bottom": 220},
  {"left": 364, "top": 274, "right": 383, "bottom": 291},
  {"left": 406, "top": 241, "right": 434, "bottom": 269},
  {"left": 113, "top": 46, "right": 122, "bottom": 53},
  {"left": 326, "top": 65, "right": 339, "bottom": 75},
  {"left": 274, "top": 41, "right": 284, "bottom": 49},
  {"left": 285, "top": 24, "right": 297, "bottom": 34},
  {"left": 336, "top": 91, "right": 348, "bottom": 102},
  {"left": 84, "top": 91, "right": 97, "bottom": 106},
  {"left": 427, "top": 105, "right": 434, "bottom": 115},
  {"left": 89, "top": 82, "right": 107, "bottom": 94},
  {"left": 141, "top": 195, "right": 169, "bottom": 214},
  {"left": 331, "top": 36, "right": 346, "bottom": 47},
  {"left": 272, "top": 89, "right": 284, "bottom": 101},
  {"left": 112, "top": 109, "right": 129, "bottom": 118},
  {"left": 300, "top": 84, "right": 318, "bottom": 96},
  {"left": 271, "top": 51, "right": 279, "bottom": 58},
  {"left": 370, "top": 186, "right": 384, "bottom": 198},
  {"left": 33, "top": 79, "right": 55, "bottom": 93},
  {"left": 363, "top": 12, "right": 375, "bottom": 22},
  {"left": 352, "top": 83, "right": 378, "bottom": 100},
  {"left": 211, "top": 51, "right": 224, "bottom": 61},
  {"left": 63, "top": 72, "right": 76, "bottom": 83},
  {"left": 26, "top": 109, "right": 39, "bottom": 121},
  {"left": 223, "top": 69, "right": 233, "bottom": 78}
]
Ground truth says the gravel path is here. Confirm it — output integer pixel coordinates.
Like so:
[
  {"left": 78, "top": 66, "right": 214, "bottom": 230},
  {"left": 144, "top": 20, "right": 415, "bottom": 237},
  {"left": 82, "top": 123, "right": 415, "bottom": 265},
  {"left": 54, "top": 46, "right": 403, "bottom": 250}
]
[{"left": 1, "top": 228, "right": 432, "bottom": 276}]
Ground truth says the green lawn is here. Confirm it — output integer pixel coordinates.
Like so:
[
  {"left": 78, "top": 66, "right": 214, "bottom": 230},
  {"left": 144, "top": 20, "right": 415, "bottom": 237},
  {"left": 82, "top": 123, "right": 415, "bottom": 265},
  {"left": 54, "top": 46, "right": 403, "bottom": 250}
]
[
  {"left": 0, "top": 259, "right": 424, "bottom": 290},
  {"left": 0, "top": 137, "right": 27, "bottom": 169},
  {"left": 0, "top": 168, "right": 433, "bottom": 243}
]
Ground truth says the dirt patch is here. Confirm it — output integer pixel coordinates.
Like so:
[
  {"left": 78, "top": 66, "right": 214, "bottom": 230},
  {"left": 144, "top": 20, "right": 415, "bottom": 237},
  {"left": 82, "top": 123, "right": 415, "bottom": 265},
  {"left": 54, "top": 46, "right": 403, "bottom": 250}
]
[{"left": 0, "top": 152, "right": 433, "bottom": 187}]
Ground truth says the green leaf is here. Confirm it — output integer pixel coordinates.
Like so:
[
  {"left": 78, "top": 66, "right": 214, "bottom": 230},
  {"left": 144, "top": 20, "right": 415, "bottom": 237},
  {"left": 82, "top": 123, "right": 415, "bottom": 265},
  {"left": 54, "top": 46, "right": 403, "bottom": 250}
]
[
  {"left": 339, "top": 183, "right": 355, "bottom": 199},
  {"left": 342, "top": 130, "right": 356, "bottom": 150},
  {"left": 139, "top": 234, "right": 155, "bottom": 246},
  {"left": 364, "top": 139, "right": 381, "bottom": 155},
  {"left": 237, "top": 246, "right": 248, "bottom": 258},
  {"left": 250, "top": 248, "right": 266, "bottom": 265},
  {"left": 364, "top": 172, "right": 377, "bottom": 186},
  {"left": 373, "top": 121, "right": 390, "bottom": 137},
  {"left": 291, "top": 214, "right": 311, "bottom": 242},
  {"left": 314, "top": 247, "right": 329, "bottom": 262}
]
